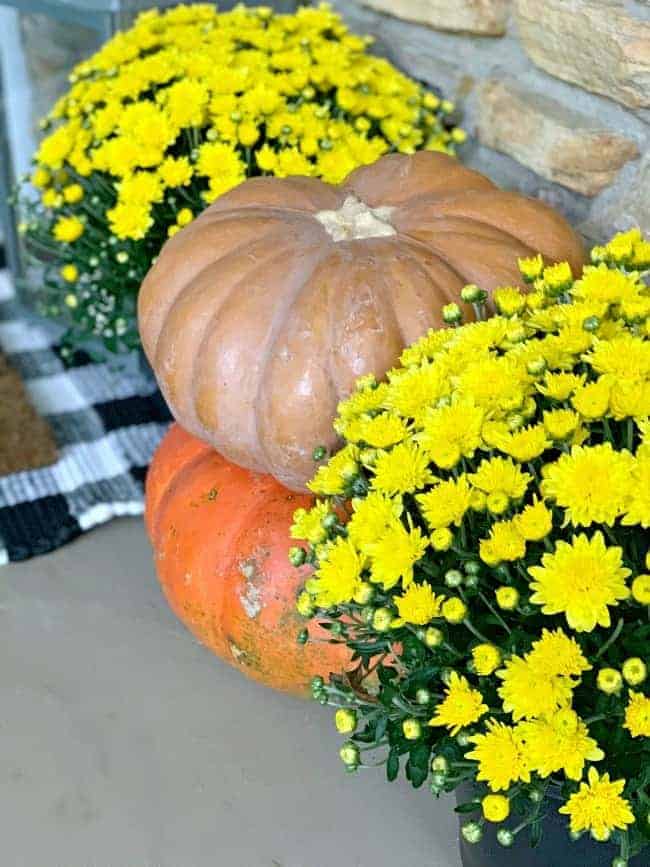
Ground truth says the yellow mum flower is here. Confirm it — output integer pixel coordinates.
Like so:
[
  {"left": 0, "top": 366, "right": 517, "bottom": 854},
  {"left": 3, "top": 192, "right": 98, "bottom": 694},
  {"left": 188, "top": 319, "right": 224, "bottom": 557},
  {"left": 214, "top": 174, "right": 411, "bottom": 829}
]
[
  {"left": 497, "top": 654, "right": 575, "bottom": 721},
  {"left": 479, "top": 520, "right": 526, "bottom": 566},
  {"left": 53, "top": 215, "right": 84, "bottom": 243},
  {"left": 158, "top": 155, "right": 193, "bottom": 187},
  {"left": 469, "top": 456, "right": 531, "bottom": 500},
  {"left": 513, "top": 498, "right": 553, "bottom": 541},
  {"left": 518, "top": 709, "right": 604, "bottom": 781},
  {"left": 518, "top": 253, "right": 544, "bottom": 282},
  {"left": 543, "top": 408, "right": 580, "bottom": 441},
  {"left": 499, "top": 424, "right": 549, "bottom": 462},
  {"left": 416, "top": 476, "right": 472, "bottom": 530},
  {"left": 622, "top": 446, "right": 650, "bottom": 527},
  {"left": 623, "top": 691, "right": 650, "bottom": 738},
  {"left": 308, "top": 444, "right": 359, "bottom": 496},
  {"left": 493, "top": 286, "right": 525, "bottom": 316},
  {"left": 529, "top": 532, "right": 631, "bottom": 632},
  {"left": 290, "top": 501, "right": 331, "bottom": 545},
  {"left": 537, "top": 372, "right": 585, "bottom": 401},
  {"left": 336, "top": 380, "right": 389, "bottom": 423},
  {"left": 371, "top": 441, "right": 435, "bottom": 496},
  {"left": 415, "top": 399, "right": 484, "bottom": 469},
  {"left": 428, "top": 673, "right": 487, "bottom": 736},
  {"left": 384, "top": 361, "right": 449, "bottom": 420},
  {"left": 571, "top": 378, "right": 611, "bottom": 420},
  {"left": 367, "top": 521, "right": 428, "bottom": 590},
  {"left": 106, "top": 201, "right": 153, "bottom": 240},
  {"left": 571, "top": 263, "right": 641, "bottom": 305},
  {"left": 559, "top": 767, "right": 634, "bottom": 838},
  {"left": 394, "top": 582, "right": 445, "bottom": 625},
  {"left": 543, "top": 261, "right": 573, "bottom": 292},
  {"left": 347, "top": 491, "right": 403, "bottom": 550},
  {"left": 313, "top": 537, "right": 365, "bottom": 607},
  {"left": 541, "top": 443, "right": 634, "bottom": 526},
  {"left": 116, "top": 170, "right": 163, "bottom": 205},
  {"left": 585, "top": 334, "right": 650, "bottom": 381},
  {"left": 472, "top": 644, "right": 502, "bottom": 676},
  {"left": 465, "top": 719, "right": 531, "bottom": 792},
  {"left": 344, "top": 412, "right": 410, "bottom": 448},
  {"left": 527, "top": 629, "right": 591, "bottom": 679}
]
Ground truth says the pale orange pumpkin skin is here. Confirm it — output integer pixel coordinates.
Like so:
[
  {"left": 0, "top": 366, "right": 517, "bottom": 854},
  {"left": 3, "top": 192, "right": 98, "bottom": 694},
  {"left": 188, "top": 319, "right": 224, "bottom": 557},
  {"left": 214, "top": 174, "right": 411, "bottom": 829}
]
[
  {"left": 139, "top": 151, "right": 585, "bottom": 491},
  {"left": 145, "top": 423, "right": 350, "bottom": 697}
]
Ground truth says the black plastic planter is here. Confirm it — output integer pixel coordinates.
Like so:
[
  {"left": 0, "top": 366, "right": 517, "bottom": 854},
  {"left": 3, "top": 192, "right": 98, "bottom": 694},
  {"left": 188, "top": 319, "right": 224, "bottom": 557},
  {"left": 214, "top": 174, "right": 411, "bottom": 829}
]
[{"left": 455, "top": 787, "right": 644, "bottom": 867}]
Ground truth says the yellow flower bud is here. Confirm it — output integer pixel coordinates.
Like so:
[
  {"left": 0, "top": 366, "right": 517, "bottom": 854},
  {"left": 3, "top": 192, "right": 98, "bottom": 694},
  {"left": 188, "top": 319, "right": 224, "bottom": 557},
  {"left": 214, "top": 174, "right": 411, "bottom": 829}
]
[
  {"left": 63, "top": 183, "right": 84, "bottom": 203},
  {"left": 31, "top": 167, "right": 51, "bottom": 189},
  {"left": 176, "top": 207, "right": 193, "bottom": 227},
  {"left": 372, "top": 607, "right": 393, "bottom": 632},
  {"left": 402, "top": 718, "right": 422, "bottom": 740},
  {"left": 238, "top": 121, "right": 260, "bottom": 147},
  {"left": 442, "top": 597, "right": 467, "bottom": 624},
  {"left": 339, "top": 743, "right": 359, "bottom": 766},
  {"left": 597, "top": 667, "right": 623, "bottom": 695},
  {"left": 431, "top": 527, "right": 453, "bottom": 551},
  {"left": 335, "top": 708, "right": 357, "bottom": 734},
  {"left": 486, "top": 492, "right": 509, "bottom": 515},
  {"left": 431, "top": 755, "right": 448, "bottom": 773},
  {"left": 482, "top": 794, "right": 510, "bottom": 823},
  {"left": 353, "top": 582, "right": 374, "bottom": 605},
  {"left": 632, "top": 575, "right": 650, "bottom": 605},
  {"left": 495, "top": 586, "right": 519, "bottom": 611},
  {"left": 60, "top": 264, "right": 78, "bottom": 283},
  {"left": 518, "top": 253, "right": 543, "bottom": 282},
  {"left": 470, "top": 489, "right": 487, "bottom": 511},
  {"left": 622, "top": 658, "right": 647, "bottom": 686},
  {"left": 424, "top": 627, "right": 444, "bottom": 648},
  {"left": 295, "top": 591, "right": 314, "bottom": 618},
  {"left": 472, "top": 643, "right": 501, "bottom": 676},
  {"left": 64, "top": 293, "right": 78, "bottom": 308}
]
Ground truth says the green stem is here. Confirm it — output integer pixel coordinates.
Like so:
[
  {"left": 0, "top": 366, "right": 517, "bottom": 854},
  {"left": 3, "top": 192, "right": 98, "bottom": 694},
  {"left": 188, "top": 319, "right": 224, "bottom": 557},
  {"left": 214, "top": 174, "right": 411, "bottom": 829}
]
[
  {"left": 463, "top": 618, "right": 492, "bottom": 645},
  {"left": 595, "top": 617, "right": 624, "bottom": 660},
  {"left": 479, "top": 592, "right": 511, "bottom": 634}
]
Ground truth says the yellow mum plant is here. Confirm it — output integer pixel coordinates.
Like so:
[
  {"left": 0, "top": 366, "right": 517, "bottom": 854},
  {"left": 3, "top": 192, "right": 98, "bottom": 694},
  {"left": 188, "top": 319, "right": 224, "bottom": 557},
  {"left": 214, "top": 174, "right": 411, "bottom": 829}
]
[
  {"left": 293, "top": 229, "right": 650, "bottom": 864},
  {"left": 18, "top": 2, "right": 461, "bottom": 357}
]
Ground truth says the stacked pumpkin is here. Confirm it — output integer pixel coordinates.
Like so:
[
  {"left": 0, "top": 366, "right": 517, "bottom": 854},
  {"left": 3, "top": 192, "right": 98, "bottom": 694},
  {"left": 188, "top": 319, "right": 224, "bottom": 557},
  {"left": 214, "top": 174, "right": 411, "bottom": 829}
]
[{"left": 140, "top": 151, "right": 585, "bottom": 697}]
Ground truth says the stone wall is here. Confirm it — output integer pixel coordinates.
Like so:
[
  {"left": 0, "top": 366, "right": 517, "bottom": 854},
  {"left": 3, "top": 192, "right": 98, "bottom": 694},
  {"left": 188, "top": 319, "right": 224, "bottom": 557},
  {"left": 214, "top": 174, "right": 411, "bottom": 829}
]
[{"left": 332, "top": 0, "right": 650, "bottom": 242}]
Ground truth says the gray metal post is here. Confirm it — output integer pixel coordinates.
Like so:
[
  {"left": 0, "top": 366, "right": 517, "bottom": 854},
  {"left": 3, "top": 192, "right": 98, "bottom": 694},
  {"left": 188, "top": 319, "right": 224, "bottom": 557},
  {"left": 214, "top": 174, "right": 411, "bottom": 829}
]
[{"left": 0, "top": 41, "right": 22, "bottom": 280}]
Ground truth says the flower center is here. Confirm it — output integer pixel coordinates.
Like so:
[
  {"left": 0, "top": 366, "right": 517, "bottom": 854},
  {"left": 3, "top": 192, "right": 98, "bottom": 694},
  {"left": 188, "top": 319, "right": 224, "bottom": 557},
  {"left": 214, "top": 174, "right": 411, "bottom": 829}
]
[{"left": 314, "top": 195, "right": 396, "bottom": 242}]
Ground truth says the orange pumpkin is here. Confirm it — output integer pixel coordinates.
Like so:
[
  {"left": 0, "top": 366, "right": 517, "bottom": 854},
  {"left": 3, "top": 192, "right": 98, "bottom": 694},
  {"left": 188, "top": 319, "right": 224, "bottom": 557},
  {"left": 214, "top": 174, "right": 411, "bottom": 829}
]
[
  {"left": 139, "top": 151, "right": 585, "bottom": 491},
  {"left": 145, "top": 422, "right": 350, "bottom": 697}
]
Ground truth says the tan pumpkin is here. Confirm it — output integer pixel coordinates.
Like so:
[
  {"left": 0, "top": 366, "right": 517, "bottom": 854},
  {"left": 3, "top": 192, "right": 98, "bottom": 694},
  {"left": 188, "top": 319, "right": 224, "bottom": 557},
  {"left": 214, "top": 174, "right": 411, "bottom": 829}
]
[{"left": 139, "top": 151, "right": 585, "bottom": 491}]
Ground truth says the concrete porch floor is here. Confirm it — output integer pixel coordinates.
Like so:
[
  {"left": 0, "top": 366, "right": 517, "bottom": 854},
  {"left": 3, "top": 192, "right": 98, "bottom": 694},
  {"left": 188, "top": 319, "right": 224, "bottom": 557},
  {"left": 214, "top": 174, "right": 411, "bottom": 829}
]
[{"left": 1, "top": 517, "right": 460, "bottom": 867}]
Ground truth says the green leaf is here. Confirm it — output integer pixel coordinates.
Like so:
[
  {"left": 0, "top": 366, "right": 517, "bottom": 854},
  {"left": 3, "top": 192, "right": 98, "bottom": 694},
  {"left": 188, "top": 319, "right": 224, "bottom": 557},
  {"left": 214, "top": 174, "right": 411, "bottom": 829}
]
[
  {"left": 378, "top": 666, "right": 398, "bottom": 685},
  {"left": 386, "top": 749, "right": 399, "bottom": 782},
  {"left": 454, "top": 801, "right": 480, "bottom": 814},
  {"left": 405, "top": 753, "right": 429, "bottom": 788},
  {"left": 530, "top": 820, "right": 543, "bottom": 848}
]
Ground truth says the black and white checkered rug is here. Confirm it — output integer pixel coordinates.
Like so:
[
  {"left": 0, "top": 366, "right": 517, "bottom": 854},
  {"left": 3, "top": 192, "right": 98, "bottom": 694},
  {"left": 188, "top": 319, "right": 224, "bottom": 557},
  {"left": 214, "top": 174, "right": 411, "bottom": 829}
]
[{"left": 0, "top": 271, "right": 172, "bottom": 563}]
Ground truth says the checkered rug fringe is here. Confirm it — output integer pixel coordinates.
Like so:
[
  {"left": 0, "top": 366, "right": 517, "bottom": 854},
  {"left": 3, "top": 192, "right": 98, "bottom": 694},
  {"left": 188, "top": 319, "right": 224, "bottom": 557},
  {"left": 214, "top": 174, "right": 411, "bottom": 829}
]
[{"left": 0, "top": 271, "right": 171, "bottom": 563}]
